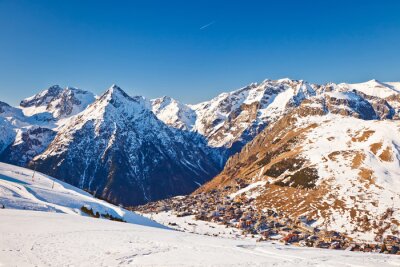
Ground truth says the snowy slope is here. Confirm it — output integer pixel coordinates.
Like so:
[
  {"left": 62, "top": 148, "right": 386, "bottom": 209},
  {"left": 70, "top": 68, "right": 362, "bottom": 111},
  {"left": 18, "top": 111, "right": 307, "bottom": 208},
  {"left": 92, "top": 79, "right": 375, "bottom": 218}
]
[
  {"left": 1, "top": 209, "right": 399, "bottom": 267},
  {"left": 0, "top": 162, "right": 165, "bottom": 228},
  {"left": 200, "top": 108, "right": 400, "bottom": 242},
  {"left": 342, "top": 80, "right": 400, "bottom": 98},
  {"left": 297, "top": 115, "right": 400, "bottom": 241}
]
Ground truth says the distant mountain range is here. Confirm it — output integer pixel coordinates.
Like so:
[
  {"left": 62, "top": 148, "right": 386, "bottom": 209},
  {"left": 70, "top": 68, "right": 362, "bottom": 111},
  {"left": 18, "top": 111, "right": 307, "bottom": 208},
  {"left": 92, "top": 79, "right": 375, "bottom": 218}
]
[{"left": 1, "top": 79, "right": 400, "bottom": 217}]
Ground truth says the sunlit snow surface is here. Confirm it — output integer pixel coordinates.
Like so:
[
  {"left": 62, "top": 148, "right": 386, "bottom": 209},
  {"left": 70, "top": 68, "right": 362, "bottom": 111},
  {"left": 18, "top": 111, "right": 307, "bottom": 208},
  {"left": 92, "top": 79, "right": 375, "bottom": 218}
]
[
  {"left": 1, "top": 209, "right": 399, "bottom": 266},
  {"left": 0, "top": 162, "right": 165, "bottom": 229}
]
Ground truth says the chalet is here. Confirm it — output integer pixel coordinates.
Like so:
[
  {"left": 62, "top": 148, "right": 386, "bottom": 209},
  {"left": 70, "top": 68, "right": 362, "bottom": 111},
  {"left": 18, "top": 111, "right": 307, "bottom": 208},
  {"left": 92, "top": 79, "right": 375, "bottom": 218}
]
[
  {"left": 216, "top": 205, "right": 226, "bottom": 211},
  {"left": 155, "top": 205, "right": 168, "bottom": 212},
  {"left": 282, "top": 233, "right": 299, "bottom": 243}
]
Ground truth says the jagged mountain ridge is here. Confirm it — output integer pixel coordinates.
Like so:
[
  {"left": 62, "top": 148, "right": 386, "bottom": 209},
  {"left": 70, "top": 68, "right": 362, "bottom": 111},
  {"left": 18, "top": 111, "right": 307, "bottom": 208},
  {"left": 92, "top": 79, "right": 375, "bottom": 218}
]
[
  {"left": 0, "top": 78, "right": 400, "bottom": 207},
  {"left": 31, "top": 85, "right": 222, "bottom": 205},
  {"left": 152, "top": 79, "right": 317, "bottom": 153},
  {"left": 152, "top": 79, "right": 400, "bottom": 157},
  {"left": 0, "top": 85, "right": 96, "bottom": 165},
  {"left": 20, "top": 85, "right": 96, "bottom": 120}
]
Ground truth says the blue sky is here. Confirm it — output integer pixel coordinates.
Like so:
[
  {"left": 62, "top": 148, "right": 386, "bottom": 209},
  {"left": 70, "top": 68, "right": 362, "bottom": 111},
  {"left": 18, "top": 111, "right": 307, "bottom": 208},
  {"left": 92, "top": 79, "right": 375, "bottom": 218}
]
[{"left": 0, "top": 0, "right": 400, "bottom": 105}]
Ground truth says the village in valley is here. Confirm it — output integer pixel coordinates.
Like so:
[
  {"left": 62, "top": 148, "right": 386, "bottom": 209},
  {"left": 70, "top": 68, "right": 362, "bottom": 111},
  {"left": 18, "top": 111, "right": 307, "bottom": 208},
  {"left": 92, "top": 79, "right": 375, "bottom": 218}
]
[{"left": 133, "top": 180, "right": 400, "bottom": 255}]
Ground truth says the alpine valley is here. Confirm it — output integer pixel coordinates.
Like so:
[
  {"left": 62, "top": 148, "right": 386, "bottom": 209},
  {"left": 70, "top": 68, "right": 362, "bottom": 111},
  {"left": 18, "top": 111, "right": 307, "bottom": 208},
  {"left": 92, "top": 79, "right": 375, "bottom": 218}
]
[{"left": 1, "top": 78, "right": 400, "bottom": 244}]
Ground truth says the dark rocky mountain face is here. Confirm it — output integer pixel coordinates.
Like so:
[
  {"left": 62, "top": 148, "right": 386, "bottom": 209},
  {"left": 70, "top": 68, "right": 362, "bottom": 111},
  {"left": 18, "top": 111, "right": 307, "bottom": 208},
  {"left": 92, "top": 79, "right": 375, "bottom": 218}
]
[
  {"left": 0, "top": 127, "right": 56, "bottom": 166},
  {"left": 31, "top": 86, "right": 222, "bottom": 205},
  {"left": 20, "top": 85, "right": 64, "bottom": 108}
]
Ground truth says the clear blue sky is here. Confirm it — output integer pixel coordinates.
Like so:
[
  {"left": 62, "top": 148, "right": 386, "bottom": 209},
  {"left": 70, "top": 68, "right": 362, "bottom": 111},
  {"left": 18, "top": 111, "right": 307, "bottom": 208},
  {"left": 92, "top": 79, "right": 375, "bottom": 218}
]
[{"left": 1, "top": 0, "right": 400, "bottom": 105}]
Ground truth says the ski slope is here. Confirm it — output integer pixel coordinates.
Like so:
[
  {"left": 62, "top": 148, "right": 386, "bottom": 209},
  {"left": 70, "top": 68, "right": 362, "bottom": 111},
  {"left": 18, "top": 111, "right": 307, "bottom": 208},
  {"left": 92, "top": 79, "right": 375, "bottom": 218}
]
[
  {"left": 1, "top": 209, "right": 399, "bottom": 267},
  {"left": 0, "top": 162, "right": 165, "bottom": 228}
]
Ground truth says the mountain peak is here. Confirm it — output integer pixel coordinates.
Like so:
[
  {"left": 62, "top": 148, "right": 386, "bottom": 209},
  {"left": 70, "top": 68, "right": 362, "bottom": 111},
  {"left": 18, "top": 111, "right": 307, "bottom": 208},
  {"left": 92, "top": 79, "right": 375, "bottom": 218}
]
[
  {"left": 21, "top": 85, "right": 63, "bottom": 107},
  {"left": 103, "top": 84, "right": 130, "bottom": 99},
  {"left": 19, "top": 85, "right": 95, "bottom": 119},
  {"left": 366, "top": 79, "right": 383, "bottom": 85},
  {"left": 95, "top": 85, "right": 151, "bottom": 114},
  {"left": 110, "top": 84, "right": 121, "bottom": 90}
]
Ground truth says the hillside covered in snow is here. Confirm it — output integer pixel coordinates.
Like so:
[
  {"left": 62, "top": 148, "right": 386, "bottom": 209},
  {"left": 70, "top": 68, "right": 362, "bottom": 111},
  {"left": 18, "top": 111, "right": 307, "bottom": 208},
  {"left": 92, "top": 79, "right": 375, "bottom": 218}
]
[
  {"left": 0, "top": 162, "right": 165, "bottom": 228},
  {"left": 198, "top": 108, "right": 400, "bottom": 242}
]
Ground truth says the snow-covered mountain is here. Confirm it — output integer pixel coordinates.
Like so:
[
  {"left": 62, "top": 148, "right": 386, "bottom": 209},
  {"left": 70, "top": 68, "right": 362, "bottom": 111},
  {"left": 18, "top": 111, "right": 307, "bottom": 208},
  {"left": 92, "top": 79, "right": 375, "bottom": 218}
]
[
  {"left": 189, "top": 79, "right": 316, "bottom": 151},
  {"left": 197, "top": 93, "right": 400, "bottom": 242},
  {"left": 0, "top": 126, "right": 56, "bottom": 166},
  {"left": 31, "top": 85, "right": 221, "bottom": 205},
  {"left": 1, "top": 78, "right": 400, "bottom": 209},
  {"left": 0, "top": 85, "right": 96, "bottom": 168},
  {"left": 0, "top": 117, "right": 15, "bottom": 154},
  {"left": 150, "top": 79, "right": 318, "bottom": 157},
  {"left": 0, "top": 157, "right": 396, "bottom": 266},
  {"left": 151, "top": 79, "right": 400, "bottom": 158},
  {"left": 20, "top": 85, "right": 96, "bottom": 121},
  {"left": 151, "top": 96, "right": 196, "bottom": 130}
]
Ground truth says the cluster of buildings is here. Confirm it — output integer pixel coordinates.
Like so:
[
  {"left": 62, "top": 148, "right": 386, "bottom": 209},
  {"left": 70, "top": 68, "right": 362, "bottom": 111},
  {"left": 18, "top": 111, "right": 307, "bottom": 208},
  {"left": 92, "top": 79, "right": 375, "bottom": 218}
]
[{"left": 134, "top": 187, "right": 400, "bottom": 255}]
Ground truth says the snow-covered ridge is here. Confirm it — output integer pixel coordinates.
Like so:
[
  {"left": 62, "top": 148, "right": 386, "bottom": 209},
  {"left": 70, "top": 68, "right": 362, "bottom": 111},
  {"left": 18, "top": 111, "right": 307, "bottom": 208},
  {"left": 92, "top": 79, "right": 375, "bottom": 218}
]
[
  {"left": 151, "top": 78, "right": 400, "bottom": 149},
  {"left": 0, "top": 162, "right": 166, "bottom": 229},
  {"left": 341, "top": 79, "right": 400, "bottom": 99},
  {"left": 20, "top": 85, "right": 96, "bottom": 119}
]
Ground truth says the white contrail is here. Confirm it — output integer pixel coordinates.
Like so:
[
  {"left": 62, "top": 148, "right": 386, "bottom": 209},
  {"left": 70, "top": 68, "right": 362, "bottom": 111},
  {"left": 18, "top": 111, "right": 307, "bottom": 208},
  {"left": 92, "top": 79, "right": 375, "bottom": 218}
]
[{"left": 199, "top": 21, "right": 215, "bottom": 30}]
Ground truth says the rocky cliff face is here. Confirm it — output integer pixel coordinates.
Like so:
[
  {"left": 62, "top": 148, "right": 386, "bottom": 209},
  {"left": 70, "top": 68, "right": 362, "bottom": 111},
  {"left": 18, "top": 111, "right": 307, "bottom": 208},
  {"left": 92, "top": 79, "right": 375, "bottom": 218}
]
[
  {"left": 0, "top": 127, "right": 56, "bottom": 166},
  {"left": 152, "top": 79, "right": 317, "bottom": 158},
  {"left": 31, "top": 86, "right": 222, "bottom": 205}
]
